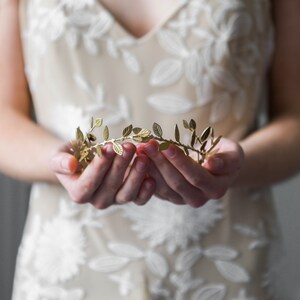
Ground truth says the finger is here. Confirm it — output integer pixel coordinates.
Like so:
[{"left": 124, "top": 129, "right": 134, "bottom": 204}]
[
  {"left": 133, "top": 177, "right": 156, "bottom": 206},
  {"left": 162, "top": 143, "right": 227, "bottom": 199},
  {"left": 92, "top": 143, "right": 136, "bottom": 209},
  {"left": 143, "top": 140, "right": 208, "bottom": 207},
  {"left": 115, "top": 154, "right": 150, "bottom": 204},
  {"left": 50, "top": 152, "right": 78, "bottom": 175},
  {"left": 57, "top": 144, "right": 116, "bottom": 204},
  {"left": 147, "top": 161, "right": 184, "bottom": 205},
  {"left": 204, "top": 141, "right": 244, "bottom": 175}
]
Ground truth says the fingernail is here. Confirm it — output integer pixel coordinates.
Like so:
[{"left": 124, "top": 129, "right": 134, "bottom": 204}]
[
  {"left": 123, "top": 144, "right": 135, "bottom": 159},
  {"left": 105, "top": 144, "right": 115, "bottom": 158},
  {"left": 144, "top": 144, "right": 157, "bottom": 156},
  {"left": 164, "top": 146, "right": 176, "bottom": 158},
  {"left": 61, "top": 158, "right": 70, "bottom": 172}
]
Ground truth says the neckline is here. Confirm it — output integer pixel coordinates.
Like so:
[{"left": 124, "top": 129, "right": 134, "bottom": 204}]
[{"left": 98, "top": 0, "right": 189, "bottom": 43}]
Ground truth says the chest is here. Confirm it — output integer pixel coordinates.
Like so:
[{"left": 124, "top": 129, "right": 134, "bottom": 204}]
[{"left": 98, "top": 0, "right": 181, "bottom": 38}]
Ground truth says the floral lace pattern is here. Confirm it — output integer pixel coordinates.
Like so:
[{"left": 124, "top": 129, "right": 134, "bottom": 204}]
[
  {"left": 122, "top": 197, "right": 223, "bottom": 254},
  {"left": 15, "top": 191, "right": 256, "bottom": 299},
  {"left": 13, "top": 0, "right": 283, "bottom": 299}
]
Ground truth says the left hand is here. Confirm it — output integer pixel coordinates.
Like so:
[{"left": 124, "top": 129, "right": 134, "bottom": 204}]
[{"left": 136, "top": 137, "right": 244, "bottom": 207}]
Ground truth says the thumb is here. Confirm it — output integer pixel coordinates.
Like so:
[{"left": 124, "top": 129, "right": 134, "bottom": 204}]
[
  {"left": 50, "top": 152, "right": 78, "bottom": 175},
  {"left": 204, "top": 151, "right": 243, "bottom": 176}
]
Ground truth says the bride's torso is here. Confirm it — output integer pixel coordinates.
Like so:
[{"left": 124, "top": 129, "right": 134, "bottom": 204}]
[
  {"left": 19, "top": 0, "right": 274, "bottom": 142},
  {"left": 99, "top": 0, "right": 181, "bottom": 39},
  {"left": 13, "top": 1, "right": 284, "bottom": 299}
]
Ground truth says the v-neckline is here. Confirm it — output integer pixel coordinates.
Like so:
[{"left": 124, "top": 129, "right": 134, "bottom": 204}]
[{"left": 98, "top": 0, "right": 189, "bottom": 43}]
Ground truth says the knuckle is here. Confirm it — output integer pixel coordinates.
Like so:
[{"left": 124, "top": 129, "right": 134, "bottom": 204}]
[
  {"left": 136, "top": 187, "right": 154, "bottom": 205},
  {"left": 172, "top": 179, "right": 185, "bottom": 193},
  {"left": 158, "top": 188, "right": 172, "bottom": 199},
  {"left": 188, "top": 197, "right": 208, "bottom": 208},
  {"left": 69, "top": 190, "right": 87, "bottom": 204},
  {"left": 168, "top": 196, "right": 184, "bottom": 205},
  {"left": 134, "top": 198, "right": 148, "bottom": 206},
  {"left": 70, "top": 195, "right": 81, "bottom": 204},
  {"left": 106, "top": 182, "right": 119, "bottom": 194},
  {"left": 82, "top": 177, "right": 98, "bottom": 192},
  {"left": 190, "top": 176, "right": 203, "bottom": 188},
  {"left": 93, "top": 200, "right": 111, "bottom": 210},
  {"left": 156, "top": 193, "right": 168, "bottom": 200},
  {"left": 211, "top": 187, "right": 226, "bottom": 199},
  {"left": 190, "top": 176, "right": 213, "bottom": 193},
  {"left": 113, "top": 158, "right": 128, "bottom": 171},
  {"left": 116, "top": 193, "right": 132, "bottom": 204}
]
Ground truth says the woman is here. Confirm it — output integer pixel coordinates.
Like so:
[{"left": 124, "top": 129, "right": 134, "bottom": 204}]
[{"left": 1, "top": 0, "right": 299, "bottom": 299}]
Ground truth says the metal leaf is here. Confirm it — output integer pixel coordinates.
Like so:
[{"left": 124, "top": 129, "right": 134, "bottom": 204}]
[
  {"left": 211, "top": 127, "right": 215, "bottom": 139},
  {"left": 191, "top": 130, "right": 196, "bottom": 147},
  {"left": 122, "top": 124, "right": 133, "bottom": 137},
  {"left": 183, "top": 119, "right": 189, "bottom": 129},
  {"left": 87, "top": 133, "right": 97, "bottom": 142},
  {"left": 90, "top": 117, "right": 94, "bottom": 128},
  {"left": 200, "top": 140, "right": 208, "bottom": 153},
  {"left": 184, "top": 148, "right": 190, "bottom": 156},
  {"left": 174, "top": 124, "right": 180, "bottom": 142},
  {"left": 200, "top": 127, "right": 212, "bottom": 143},
  {"left": 133, "top": 127, "right": 142, "bottom": 134},
  {"left": 141, "top": 136, "right": 152, "bottom": 143},
  {"left": 159, "top": 141, "right": 170, "bottom": 151},
  {"left": 189, "top": 119, "right": 196, "bottom": 130},
  {"left": 70, "top": 140, "right": 79, "bottom": 151},
  {"left": 96, "top": 145, "right": 102, "bottom": 157},
  {"left": 103, "top": 126, "right": 109, "bottom": 141},
  {"left": 153, "top": 123, "right": 163, "bottom": 137},
  {"left": 76, "top": 127, "right": 85, "bottom": 142},
  {"left": 138, "top": 128, "right": 151, "bottom": 138},
  {"left": 207, "top": 136, "right": 222, "bottom": 153},
  {"left": 113, "top": 142, "right": 123, "bottom": 155},
  {"left": 133, "top": 136, "right": 143, "bottom": 142},
  {"left": 94, "top": 118, "right": 103, "bottom": 128},
  {"left": 70, "top": 140, "right": 81, "bottom": 160}
]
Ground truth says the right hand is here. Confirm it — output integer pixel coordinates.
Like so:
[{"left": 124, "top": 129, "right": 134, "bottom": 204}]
[{"left": 50, "top": 142, "right": 156, "bottom": 209}]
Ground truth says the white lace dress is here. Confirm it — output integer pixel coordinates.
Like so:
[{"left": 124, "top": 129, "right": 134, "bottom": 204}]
[{"left": 13, "top": 0, "right": 283, "bottom": 299}]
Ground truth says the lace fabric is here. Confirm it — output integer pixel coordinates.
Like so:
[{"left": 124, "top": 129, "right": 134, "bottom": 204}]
[{"left": 12, "top": 0, "right": 283, "bottom": 299}]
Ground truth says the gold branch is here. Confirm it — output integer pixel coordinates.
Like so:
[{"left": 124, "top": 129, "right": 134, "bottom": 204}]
[{"left": 70, "top": 117, "right": 221, "bottom": 169}]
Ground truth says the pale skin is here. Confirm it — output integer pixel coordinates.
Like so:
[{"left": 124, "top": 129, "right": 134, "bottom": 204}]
[{"left": 0, "top": 0, "right": 300, "bottom": 209}]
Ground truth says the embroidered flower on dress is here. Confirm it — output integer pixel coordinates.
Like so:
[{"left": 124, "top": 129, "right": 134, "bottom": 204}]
[
  {"left": 34, "top": 218, "right": 86, "bottom": 284},
  {"left": 49, "top": 104, "right": 92, "bottom": 140},
  {"left": 122, "top": 197, "right": 223, "bottom": 254},
  {"left": 231, "top": 289, "right": 257, "bottom": 300},
  {"left": 18, "top": 273, "right": 42, "bottom": 300},
  {"left": 19, "top": 276, "right": 85, "bottom": 300},
  {"left": 61, "top": 0, "right": 95, "bottom": 10},
  {"left": 18, "top": 215, "right": 42, "bottom": 267}
]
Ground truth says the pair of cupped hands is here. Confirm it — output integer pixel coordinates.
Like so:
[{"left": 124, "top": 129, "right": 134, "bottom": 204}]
[{"left": 50, "top": 138, "right": 244, "bottom": 209}]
